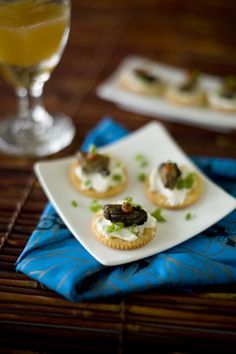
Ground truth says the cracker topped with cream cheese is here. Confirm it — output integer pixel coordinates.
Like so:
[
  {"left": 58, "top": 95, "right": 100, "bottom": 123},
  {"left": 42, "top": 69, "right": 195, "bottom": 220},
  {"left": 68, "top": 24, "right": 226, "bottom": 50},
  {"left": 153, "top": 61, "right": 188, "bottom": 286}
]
[
  {"left": 70, "top": 145, "right": 128, "bottom": 199},
  {"left": 92, "top": 198, "right": 157, "bottom": 250},
  {"left": 119, "top": 66, "right": 165, "bottom": 96},
  {"left": 145, "top": 161, "right": 202, "bottom": 209}
]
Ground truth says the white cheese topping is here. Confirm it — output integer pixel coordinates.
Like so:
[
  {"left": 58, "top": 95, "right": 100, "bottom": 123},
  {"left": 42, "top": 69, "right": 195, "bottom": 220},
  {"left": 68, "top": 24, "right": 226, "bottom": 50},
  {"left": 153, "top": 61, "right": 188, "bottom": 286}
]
[
  {"left": 207, "top": 91, "right": 236, "bottom": 110},
  {"left": 149, "top": 166, "right": 193, "bottom": 207},
  {"left": 95, "top": 212, "right": 157, "bottom": 242},
  {"left": 75, "top": 156, "right": 125, "bottom": 192},
  {"left": 166, "top": 85, "right": 203, "bottom": 104}
]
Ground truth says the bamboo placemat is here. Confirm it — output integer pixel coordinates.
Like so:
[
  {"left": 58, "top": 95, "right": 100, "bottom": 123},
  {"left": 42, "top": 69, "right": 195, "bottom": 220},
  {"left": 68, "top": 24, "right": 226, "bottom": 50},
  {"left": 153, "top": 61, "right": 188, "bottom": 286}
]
[
  {"left": 1, "top": 164, "right": 236, "bottom": 353},
  {"left": 1, "top": 1, "right": 236, "bottom": 352}
]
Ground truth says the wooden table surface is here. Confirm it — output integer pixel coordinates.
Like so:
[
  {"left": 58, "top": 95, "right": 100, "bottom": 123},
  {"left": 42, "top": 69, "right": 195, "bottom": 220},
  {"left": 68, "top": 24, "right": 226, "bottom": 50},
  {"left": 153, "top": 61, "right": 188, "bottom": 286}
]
[{"left": 1, "top": 1, "right": 236, "bottom": 353}]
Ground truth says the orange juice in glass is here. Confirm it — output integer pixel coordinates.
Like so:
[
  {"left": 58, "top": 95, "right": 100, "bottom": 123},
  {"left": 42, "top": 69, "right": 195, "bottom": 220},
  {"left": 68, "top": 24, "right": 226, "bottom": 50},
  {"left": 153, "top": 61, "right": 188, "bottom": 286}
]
[{"left": 0, "top": 0, "right": 75, "bottom": 156}]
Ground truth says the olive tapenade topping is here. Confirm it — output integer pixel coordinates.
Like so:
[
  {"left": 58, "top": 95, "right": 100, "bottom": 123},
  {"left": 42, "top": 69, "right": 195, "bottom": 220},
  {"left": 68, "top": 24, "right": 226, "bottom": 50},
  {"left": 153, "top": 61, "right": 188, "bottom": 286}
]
[
  {"left": 77, "top": 151, "right": 110, "bottom": 176},
  {"left": 159, "top": 162, "right": 181, "bottom": 190},
  {"left": 134, "top": 68, "right": 159, "bottom": 84},
  {"left": 179, "top": 70, "right": 200, "bottom": 93},
  {"left": 103, "top": 203, "right": 148, "bottom": 227}
]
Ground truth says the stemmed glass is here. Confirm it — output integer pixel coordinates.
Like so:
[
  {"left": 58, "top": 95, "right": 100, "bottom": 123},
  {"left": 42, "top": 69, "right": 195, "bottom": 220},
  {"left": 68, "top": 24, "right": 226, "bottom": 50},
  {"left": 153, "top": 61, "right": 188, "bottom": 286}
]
[{"left": 0, "top": 0, "right": 75, "bottom": 156}]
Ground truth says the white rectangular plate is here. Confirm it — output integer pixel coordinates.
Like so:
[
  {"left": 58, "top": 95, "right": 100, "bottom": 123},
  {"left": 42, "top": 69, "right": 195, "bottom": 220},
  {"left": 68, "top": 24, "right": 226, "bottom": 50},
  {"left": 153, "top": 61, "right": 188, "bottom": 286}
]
[
  {"left": 34, "top": 122, "right": 236, "bottom": 266},
  {"left": 97, "top": 56, "right": 236, "bottom": 132}
]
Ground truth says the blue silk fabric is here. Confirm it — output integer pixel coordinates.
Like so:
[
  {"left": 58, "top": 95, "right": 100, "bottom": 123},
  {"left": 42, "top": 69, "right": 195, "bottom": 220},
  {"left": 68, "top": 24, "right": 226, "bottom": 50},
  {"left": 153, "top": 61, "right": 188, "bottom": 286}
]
[{"left": 16, "top": 117, "right": 236, "bottom": 302}]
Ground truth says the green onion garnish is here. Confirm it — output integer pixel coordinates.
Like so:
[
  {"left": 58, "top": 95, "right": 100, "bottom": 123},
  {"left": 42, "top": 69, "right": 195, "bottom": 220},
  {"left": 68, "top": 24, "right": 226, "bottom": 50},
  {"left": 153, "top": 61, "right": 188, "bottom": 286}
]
[
  {"left": 135, "top": 154, "right": 149, "bottom": 168},
  {"left": 71, "top": 200, "right": 78, "bottom": 207},
  {"left": 113, "top": 174, "right": 122, "bottom": 182},
  {"left": 131, "top": 223, "right": 139, "bottom": 236},
  {"left": 124, "top": 196, "right": 133, "bottom": 204},
  {"left": 106, "top": 222, "right": 124, "bottom": 233},
  {"left": 151, "top": 208, "right": 166, "bottom": 223},
  {"left": 138, "top": 173, "right": 146, "bottom": 182},
  {"left": 89, "top": 199, "right": 102, "bottom": 212},
  {"left": 89, "top": 144, "right": 97, "bottom": 155},
  {"left": 84, "top": 180, "right": 92, "bottom": 187},
  {"left": 185, "top": 212, "right": 194, "bottom": 221},
  {"left": 176, "top": 173, "right": 196, "bottom": 190}
]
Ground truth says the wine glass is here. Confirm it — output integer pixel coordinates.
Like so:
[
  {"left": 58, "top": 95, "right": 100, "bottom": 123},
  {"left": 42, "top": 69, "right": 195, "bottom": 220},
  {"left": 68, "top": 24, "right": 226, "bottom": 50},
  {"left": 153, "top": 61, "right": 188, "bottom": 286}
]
[{"left": 0, "top": 0, "right": 75, "bottom": 156}]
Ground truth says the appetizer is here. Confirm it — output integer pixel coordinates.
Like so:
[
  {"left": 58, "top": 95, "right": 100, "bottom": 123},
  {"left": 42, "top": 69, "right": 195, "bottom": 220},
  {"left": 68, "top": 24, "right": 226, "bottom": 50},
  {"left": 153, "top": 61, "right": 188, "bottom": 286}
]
[
  {"left": 165, "top": 70, "right": 205, "bottom": 107},
  {"left": 119, "top": 67, "right": 164, "bottom": 95},
  {"left": 145, "top": 161, "right": 202, "bottom": 209},
  {"left": 70, "top": 146, "right": 128, "bottom": 198},
  {"left": 92, "top": 199, "right": 157, "bottom": 250},
  {"left": 207, "top": 75, "right": 236, "bottom": 113}
]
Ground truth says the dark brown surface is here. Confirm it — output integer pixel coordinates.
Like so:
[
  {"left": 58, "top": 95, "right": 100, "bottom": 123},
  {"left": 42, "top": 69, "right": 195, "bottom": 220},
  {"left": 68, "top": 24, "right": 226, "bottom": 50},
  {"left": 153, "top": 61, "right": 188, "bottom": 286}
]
[{"left": 1, "top": 1, "right": 236, "bottom": 353}]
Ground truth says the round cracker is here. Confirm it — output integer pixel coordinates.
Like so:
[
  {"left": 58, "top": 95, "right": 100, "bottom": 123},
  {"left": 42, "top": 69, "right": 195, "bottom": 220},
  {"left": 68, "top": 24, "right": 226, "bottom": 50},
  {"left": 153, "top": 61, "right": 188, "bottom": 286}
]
[
  {"left": 209, "top": 105, "right": 236, "bottom": 113},
  {"left": 207, "top": 99, "right": 236, "bottom": 113},
  {"left": 144, "top": 173, "right": 202, "bottom": 210},
  {"left": 118, "top": 71, "right": 164, "bottom": 96},
  {"left": 70, "top": 160, "right": 128, "bottom": 199},
  {"left": 165, "top": 87, "right": 205, "bottom": 107},
  {"left": 92, "top": 213, "right": 156, "bottom": 250}
]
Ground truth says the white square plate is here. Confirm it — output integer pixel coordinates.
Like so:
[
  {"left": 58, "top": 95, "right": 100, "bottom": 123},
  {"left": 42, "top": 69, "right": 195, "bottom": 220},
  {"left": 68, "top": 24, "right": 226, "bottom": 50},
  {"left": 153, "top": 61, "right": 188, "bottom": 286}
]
[
  {"left": 34, "top": 122, "right": 236, "bottom": 266},
  {"left": 97, "top": 56, "right": 236, "bottom": 132}
]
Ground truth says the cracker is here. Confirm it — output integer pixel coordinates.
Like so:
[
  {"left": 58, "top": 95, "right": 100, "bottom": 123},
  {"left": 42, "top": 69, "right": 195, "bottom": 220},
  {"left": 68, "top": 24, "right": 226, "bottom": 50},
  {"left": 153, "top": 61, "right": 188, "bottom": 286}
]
[
  {"left": 92, "top": 213, "right": 156, "bottom": 250},
  {"left": 118, "top": 71, "right": 164, "bottom": 96},
  {"left": 70, "top": 161, "right": 128, "bottom": 199},
  {"left": 165, "top": 87, "right": 205, "bottom": 107},
  {"left": 144, "top": 173, "right": 202, "bottom": 210},
  {"left": 207, "top": 99, "right": 236, "bottom": 113}
]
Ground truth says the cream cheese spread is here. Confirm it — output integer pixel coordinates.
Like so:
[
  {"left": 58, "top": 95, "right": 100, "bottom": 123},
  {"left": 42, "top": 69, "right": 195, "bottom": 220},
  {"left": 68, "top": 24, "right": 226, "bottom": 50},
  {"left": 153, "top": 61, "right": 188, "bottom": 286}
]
[
  {"left": 166, "top": 85, "right": 203, "bottom": 105},
  {"left": 149, "top": 166, "right": 193, "bottom": 207},
  {"left": 95, "top": 212, "right": 156, "bottom": 242},
  {"left": 75, "top": 156, "right": 125, "bottom": 192}
]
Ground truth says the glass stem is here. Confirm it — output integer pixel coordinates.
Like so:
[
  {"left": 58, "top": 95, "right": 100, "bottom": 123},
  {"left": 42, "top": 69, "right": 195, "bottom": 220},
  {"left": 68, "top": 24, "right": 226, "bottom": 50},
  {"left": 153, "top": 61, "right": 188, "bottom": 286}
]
[{"left": 16, "top": 84, "right": 53, "bottom": 127}]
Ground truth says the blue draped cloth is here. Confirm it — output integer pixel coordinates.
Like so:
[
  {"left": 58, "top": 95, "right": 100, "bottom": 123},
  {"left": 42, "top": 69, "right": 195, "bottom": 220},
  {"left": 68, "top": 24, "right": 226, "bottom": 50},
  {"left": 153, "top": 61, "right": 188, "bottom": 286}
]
[{"left": 16, "top": 117, "right": 236, "bottom": 302}]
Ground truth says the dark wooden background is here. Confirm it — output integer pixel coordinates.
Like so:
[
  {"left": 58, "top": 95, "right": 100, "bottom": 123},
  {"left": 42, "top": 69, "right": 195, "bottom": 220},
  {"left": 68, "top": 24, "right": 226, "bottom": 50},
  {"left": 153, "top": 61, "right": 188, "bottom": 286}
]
[{"left": 1, "top": 1, "right": 236, "bottom": 353}]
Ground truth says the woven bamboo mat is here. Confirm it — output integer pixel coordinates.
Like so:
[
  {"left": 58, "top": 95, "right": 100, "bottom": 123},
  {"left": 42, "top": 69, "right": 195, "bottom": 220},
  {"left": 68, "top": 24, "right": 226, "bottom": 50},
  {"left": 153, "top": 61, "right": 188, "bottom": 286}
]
[
  {"left": 1, "top": 164, "right": 236, "bottom": 352},
  {"left": 1, "top": 1, "right": 236, "bottom": 352}
]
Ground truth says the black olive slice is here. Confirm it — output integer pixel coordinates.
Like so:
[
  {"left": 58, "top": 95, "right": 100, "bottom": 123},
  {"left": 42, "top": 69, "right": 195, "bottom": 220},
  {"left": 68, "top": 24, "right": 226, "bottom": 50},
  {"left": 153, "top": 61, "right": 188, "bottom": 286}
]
[
  {"left": 77, "top": 151, "right": 110, "bottom": 176},
  {"left": 103, "top": 204, "right": 148, "bottom": 227},
  {"left": 134, "top": 68, "right": 159, "bottom": 84},
  {"left": 159, "top": 162, "right": 181, "bottom": 189}
]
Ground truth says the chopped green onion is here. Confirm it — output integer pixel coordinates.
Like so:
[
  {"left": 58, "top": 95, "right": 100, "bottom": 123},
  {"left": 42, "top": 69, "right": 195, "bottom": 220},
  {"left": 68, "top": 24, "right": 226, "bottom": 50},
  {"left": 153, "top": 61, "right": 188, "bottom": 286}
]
[
  {"left": 135, "top": 154, "right": 145, "bottom": 161},
  {"left": 113, "top": 174, "right": 122, "bottom": 182},
  {"left": 89, "top": 199, "right": 102, "bottom": 212},
  {"left": 176, "top": 178, "right": 185, "bottom": 189},
  {"left": 89, "top": 144, "right": 97, "bottom": 154},
  {"left": 84, "top": 180, "right": 92, "bottom": 187},
  {"left": 176, "top": 172, "right": 196, "bottom": 190},
  {"left": 138, "top": 172, "right": 146, "bottom": 182},
  {"left": 185, "top": 212, "right": 194, "bottom": 221},
  {"left": 151, "top": 208, "right": 166, "bottom": 223},
  {"left": 71, "top": 200, "right": 78, "bottom": 207},
  {"left": 106, "top": 224, "right": 115, "bottom": 233},
  {"left": 185, "top": 173, "right": 196, "bottom": 189},
  {"left": 140, "top": 161, "right": 148, "bottom": 168},
  {"left": 131, "top": 223, "right": 139, "bottom": 236},
  {"left": 124, "top": 196, "right": 133, "bottom": 204},
  {"left": 135, "top": 153, "right": 149, "bottom": 168},
  {"left": 90, "top": 205, "right": 101, "bottom": 212},
  {"left": 106, "top": 222, "right": 124, "bottom": 233}
]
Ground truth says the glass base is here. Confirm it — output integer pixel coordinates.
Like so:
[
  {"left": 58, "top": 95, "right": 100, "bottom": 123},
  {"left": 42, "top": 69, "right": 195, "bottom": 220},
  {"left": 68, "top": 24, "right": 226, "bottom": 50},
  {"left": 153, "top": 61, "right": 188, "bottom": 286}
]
[{"left": 0, "top": 113, "right": 76, "bottom": 157}]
